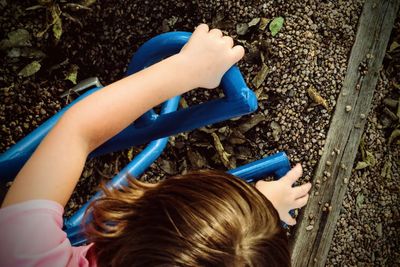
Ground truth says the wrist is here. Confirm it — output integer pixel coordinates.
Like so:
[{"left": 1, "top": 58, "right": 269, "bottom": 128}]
[{"left": 168, "top": 53, "right": 199, "bottom": 91}]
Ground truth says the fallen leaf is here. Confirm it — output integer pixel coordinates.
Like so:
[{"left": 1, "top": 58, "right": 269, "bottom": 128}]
[
  {"left": 8, "top": 47, "right": 46, "bottom": 59},
  {"left": 270, "top": 121, "right": 281, "bottom": 141},
  {"left": 160, "top": 159, "right": 176, "bottom": 175},
  {"left": 65, "top": 64, "right": 79, "bottom": 84},
  {"left": 389, "top": 41, "right": 400, "bottom": 52},
  {"left": 237, "top": 113, "right": 265, "bottom": 133},
  {"left": 380, "top": 160, "right": 392, "bottom": 179},
  {"left": 236, "top": 23, "right": 249, "bottom": 35},
  {"left": 51, "top": 4, "right": 62, "bottom": 40},
  {"left": 356, "top": 193, "right": 364, "bottom": 214},
  {"left": 80, "top": 0, "right": 97, "bottom": 7},
  {"left": 397, "top": 96, "right": 400, "bottom": 119},
  {"left": 269, "top": 17, "right": 284, "bottom": 37},
  {"left": 259, "top": 17, "right": 270, "bottom": 31},
  {"left": 307, "top": 86, "right": 329, "bottom": 110},
  {"left": 180, "top": 97, "right": 189, "bottom": 108},
  {"left": 127, "top": 148, "right": 134, "bottom": 161},
  {"left": 228, "top": 130, "right": 247, "bottom": 145},
  {"left": 0, "top": 29, "right": 31, "bottom": 50},
  {"left": 252, "top": 64, "right": 269, "bottom": 89},
  {"left": 376, "top": 223, "right": 383, "bottom": 237},
  {"left": 388, "top": 128, "right": 400, "bottom": 145},
  {"left": 248, "top": 17, "right": 260, "bottom": 27},
  {"left": 364, "top": 151, "right": 376, "bottom": 166},
  {"left": 355, "top": 161, "right": 369, "bottom": 170},
  {"left": 187, "top": 150, "right": 207, "bottom": 169},
  {"left": 18, "top": 61, "right": 41, "bottom": 77},
  {"left": 211, "top": 132, "right": 234, "bottom": 169}
]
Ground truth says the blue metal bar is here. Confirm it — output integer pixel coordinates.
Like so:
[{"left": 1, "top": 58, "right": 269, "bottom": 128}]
[
  {"left": 228, "top": 152, "right": 291, "bottom": 182},
  {"left": 0, "top": 31, "right": 257, "bottom": 183},
  {"left": 66, "top": 152, "right": 291, "bottom": 245},
  {"left": 64, "top": 97, "right": 180, "bottom": 230}
]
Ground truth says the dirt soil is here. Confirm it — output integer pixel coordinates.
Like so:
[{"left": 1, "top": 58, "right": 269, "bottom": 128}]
[{"left": 1, "top": 0, "right": 399, "bottom": 266}]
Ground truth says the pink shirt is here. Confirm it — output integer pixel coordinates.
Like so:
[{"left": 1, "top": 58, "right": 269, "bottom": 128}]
[{"left": 0, "top": 200, "right": 96, "bottom": 267}]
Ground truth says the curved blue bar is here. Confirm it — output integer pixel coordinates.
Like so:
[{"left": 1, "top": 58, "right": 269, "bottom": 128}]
[
  {"left": 228, "top": 152, "right": 291, "bottom": 183},
  {"left": 0, "top": 31, "right": 257, "bottom": 183},
  {"left": 65, "top": 93, "right": 181, "bottom": 234},
  {"left": 67, "top": 151, "right": 291, "bottom": 245}
]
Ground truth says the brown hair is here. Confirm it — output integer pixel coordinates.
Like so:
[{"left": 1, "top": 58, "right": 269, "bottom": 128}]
[{"left": 85, "top": 170, "right": 290, "bottom": 267}]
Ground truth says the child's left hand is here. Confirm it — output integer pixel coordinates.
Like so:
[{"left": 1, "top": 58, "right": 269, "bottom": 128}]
[{"left": 255, "top": 164, "right": 311, "bottom": 225}]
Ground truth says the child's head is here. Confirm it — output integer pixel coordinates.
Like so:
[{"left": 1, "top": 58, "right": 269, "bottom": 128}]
[{"left": 85, "top": 170, "right": 290, "bottom": 267}]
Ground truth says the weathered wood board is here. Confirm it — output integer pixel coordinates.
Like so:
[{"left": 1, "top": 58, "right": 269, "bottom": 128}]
[{"left": 290, "top": 0, "right": 400, "bottom": 266}]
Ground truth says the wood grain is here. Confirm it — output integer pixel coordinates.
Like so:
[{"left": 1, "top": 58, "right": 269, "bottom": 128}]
[{"left": 290, "top": 0, "right": 400, "bottom": 266}]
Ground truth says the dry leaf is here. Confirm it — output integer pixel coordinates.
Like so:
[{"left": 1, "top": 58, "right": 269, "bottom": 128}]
[
  {"left": 187, "top": 150, "right": 207, "bottom": 168},
  {"left": 248, "top": 17, "right": 260, "bottom": 27},
  {"left": 259, "top": 17, "right": 270, "bottom": 31},
  {"left": 160, "top": 159, "right": 176, "bottom": 175},
  {"left": 228, "top": 130, "right": 247, "bottom": 145},
  {"left": 381, "top": 160, "right": 392, "bottom": 179},
  {"left": 355, "top": 161, "right": 369, "bottom": 170},
  {"left": 388, "top": 128, "right": 400, "bottom": 145},
  {"left": 211, "top": 132, "right": 234, "bottom": 169},
  {"left": 237, "top": 113, "right": 265, "bottom": 133},
  {"left": 65, "top": 64, "right": 79, "bottom": 84},
  {"left": 0, "top": 29, "right": 31, "bottom": 50},
  {"left": 252, "top": 64, "right": 269, "bottom": 89},
  {"left": 51, "top": 4, "right": 62, "bottom": 40},
  {"left": 307, "top": 86, "right": 329, "bottom": 110},
  {"left": 270, "top": 121, "right": 281, "bottom": 141},
  {"left": 389, "top": 41, "right": 400, "bottom": 52}
]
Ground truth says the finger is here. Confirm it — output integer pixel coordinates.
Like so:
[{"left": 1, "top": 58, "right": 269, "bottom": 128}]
[
  {"left": 282, "top": 164, "right": 303, "bottom": 185},
  {"left": 282, "top": 213, "right": 296, "bottom": 226},
  {"left": 293, "top": 194, "right": 310, "bottom": 209},
  {"left": 222, "top": 36, "right": 234, "bottom": 48},
  {"left": 194, "top": 24, "right": 209, "bottom": 34},
  {"left": 231, "top": 45, "right": 245, "bottom": 63},
  {"left": 292, "top": 182, "right": 312, "bottom": 199},
  {"left": 209, "top": 28, "right": 223, "bottom": 38}
]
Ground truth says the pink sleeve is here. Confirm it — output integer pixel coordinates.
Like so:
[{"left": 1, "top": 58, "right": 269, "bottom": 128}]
[{"left": 0, "top": 200, "right": 95, "bottom": 267}]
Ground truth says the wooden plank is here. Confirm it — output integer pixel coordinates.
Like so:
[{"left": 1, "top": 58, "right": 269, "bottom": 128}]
[{"left": 290, "top": 0, "right": 400, "bottom": 266}]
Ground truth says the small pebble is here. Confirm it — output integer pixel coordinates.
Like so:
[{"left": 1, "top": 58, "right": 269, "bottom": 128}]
[
  {"left": 306, "top": 225, "right": 314, "bottom": 231},
  {"left": 345, "top": 105, "right": 352, "bottom": 112}
]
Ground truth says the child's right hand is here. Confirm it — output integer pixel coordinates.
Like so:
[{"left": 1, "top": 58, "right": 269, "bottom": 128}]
[
  {"left": 178, "top": 24, "right": 245, "bottom": 89},
  {"left": 255, "top": 164, "right": 311, "bottom": 225}
]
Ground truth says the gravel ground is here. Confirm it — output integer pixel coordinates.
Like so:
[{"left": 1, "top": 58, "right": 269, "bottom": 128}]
[{"left": 2, "top": 0, "right": 398, "bottom": 266}]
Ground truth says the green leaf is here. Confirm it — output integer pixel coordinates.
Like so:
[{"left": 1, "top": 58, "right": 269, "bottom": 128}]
[
  {"left": 18, "top": 61, "right": 41, "bottom": 77},
  {"left": 269, "top": 17, "right": 284, "bottom": 37},
  {"left": 65, "top": 65, "right": 79, "bottom": 84}
]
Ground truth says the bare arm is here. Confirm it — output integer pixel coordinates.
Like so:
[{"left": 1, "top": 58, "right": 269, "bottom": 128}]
[{"left": 2, "top": 24, "right": 244, "bottom": 207}]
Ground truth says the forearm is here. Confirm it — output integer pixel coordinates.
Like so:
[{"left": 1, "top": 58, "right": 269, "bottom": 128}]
[
  {"left": 2, "top": 55, "right": 192, "bottom": 207},
  {"left": 65, "top": 54, "right": 192, "bottom": 151}
]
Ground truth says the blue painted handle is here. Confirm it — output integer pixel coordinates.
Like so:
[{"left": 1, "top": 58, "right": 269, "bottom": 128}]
[
  {"left": 0, "top": 31, "right": 257, "bottom": 182},
  {"left": 66, "top": 152, "right": 291, "bottom": 246}
]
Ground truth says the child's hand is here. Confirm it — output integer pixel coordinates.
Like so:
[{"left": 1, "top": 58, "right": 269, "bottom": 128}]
[
  {"left": 178, "top": 24, "right": 245, "bottom": 89},
  {"left": 255, "top": 164, "right": 311, "bottom": 225}
]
